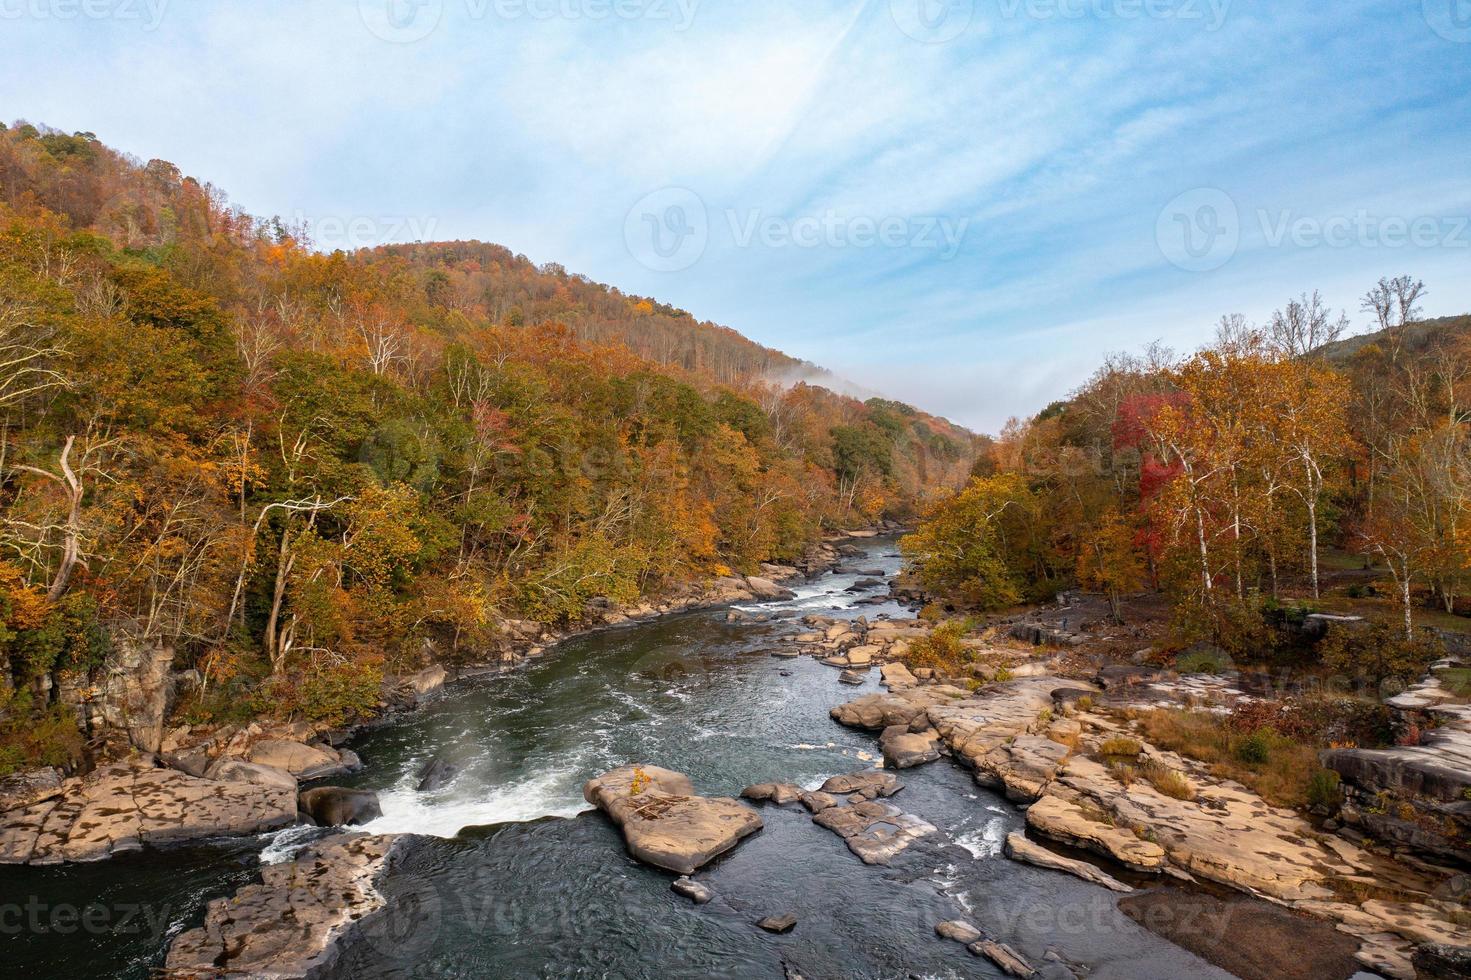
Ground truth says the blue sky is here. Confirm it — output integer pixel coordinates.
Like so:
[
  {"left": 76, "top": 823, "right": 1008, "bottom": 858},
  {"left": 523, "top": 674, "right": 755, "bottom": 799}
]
[{"left": 4, "top": 0, "right": 1469, "bottom": 431}]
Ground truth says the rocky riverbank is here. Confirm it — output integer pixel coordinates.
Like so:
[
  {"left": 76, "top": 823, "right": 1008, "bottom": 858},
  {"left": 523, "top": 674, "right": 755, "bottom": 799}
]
[{"left": 821, "top": 644, "right": 1471, "bottom": 979}]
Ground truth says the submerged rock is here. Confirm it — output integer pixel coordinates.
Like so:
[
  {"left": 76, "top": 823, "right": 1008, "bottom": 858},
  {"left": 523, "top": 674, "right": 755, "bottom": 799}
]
[
  {"left": 584, "top": 765, "right": 762, "bottom": 876},
  {"left": 812, "top": 798, "right": 936, "bottom": 865},
  {"left": 166, "top": 834, "right": 403, "bottom": 978},
  {"left": 416, "top": 753, "right": 458, "bottom": 792},
  {"left": 969, "top": 939, "right": 1035, "bottom": 977},
  {"left": 742, "top": 782, "right": 805, "bottom": 806},
  {"left": 757, "top": 914, "right": 798, "bottom": 933},
  {"left": 672, "top": 875, "right": 715, "bottom": 904},
  {"left": 300, "top": 787, "right": 383, "bottom": 827},
  {"left": 936, "top": 920, "right": 984, "bottom": 944}
]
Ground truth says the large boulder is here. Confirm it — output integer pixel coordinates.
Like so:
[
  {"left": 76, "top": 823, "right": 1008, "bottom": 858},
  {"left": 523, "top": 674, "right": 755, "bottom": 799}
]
[
  {"left": 881, "top": 728, "right": 941, "bottom": 769},
  {"left": 745, "top": 576, "right": 795, "bottom": 601},
  {"left": 244, "top": 740, "right": 356, "bottom": 781},
  {"left": 300, "top": 787, "right": 383, "bottom": 827},
  {"left": 584, "top": 765, "right": 762, "bottom": 875},
  {"left": 0, "top": 767, "right": 65, "bottom": 813}
]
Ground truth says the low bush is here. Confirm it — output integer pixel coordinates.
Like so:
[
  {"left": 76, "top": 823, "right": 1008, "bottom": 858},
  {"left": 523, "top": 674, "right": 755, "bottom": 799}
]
[{"left": 1235, "top": 728, "right": 1275, "bottom": 765}]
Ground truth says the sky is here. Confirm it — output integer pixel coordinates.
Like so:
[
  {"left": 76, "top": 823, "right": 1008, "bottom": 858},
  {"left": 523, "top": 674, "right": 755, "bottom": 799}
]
[{"left": 3, "top": 0, "right": 1469, "bottom": 432}]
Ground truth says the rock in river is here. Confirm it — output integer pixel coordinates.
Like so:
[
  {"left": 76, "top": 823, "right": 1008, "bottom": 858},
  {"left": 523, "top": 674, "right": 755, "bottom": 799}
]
[
  {"left": 584, "top": 765, "right": 762, "bottom": 876},
  {"left": 672, "top": 875, "right": 715, "bottom": 904},
  {"left": 300, "top": 787, "right": 384, "bottom": 826},
  {"left": 166, "top": 833, "right": 403, "bottom": 978}
]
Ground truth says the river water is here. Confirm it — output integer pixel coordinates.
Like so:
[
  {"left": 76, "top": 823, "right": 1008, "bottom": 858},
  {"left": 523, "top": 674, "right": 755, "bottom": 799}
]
[{"left": 2, "top": 539, "right": 1235, "bottom": 979}]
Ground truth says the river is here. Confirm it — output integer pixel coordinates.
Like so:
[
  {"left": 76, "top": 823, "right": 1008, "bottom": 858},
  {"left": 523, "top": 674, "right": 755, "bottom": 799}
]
[{"left": 2, "top": 538, "right": 1236, "bottom": 979}]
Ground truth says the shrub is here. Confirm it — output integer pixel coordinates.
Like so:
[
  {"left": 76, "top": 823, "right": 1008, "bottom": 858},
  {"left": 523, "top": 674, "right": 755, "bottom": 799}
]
[
  {"left": 0, "top": 701, "right": 83, "bottom": 778},
  {"left": 1134, "top": 708, "right": 1333, "bottom": 808},
  {"left": 1236, "top": 728, "right": 1275, "bottom": 765},
  {"left": 263, "top": 661, "right": 385, "bottom": 727},
  {"left": 1169, "top": 595, "right": 1276, "bottom": 662},
  {"left": 1306, "top": 769, "right": 1342, "bottom": 809},
  {"left": 904, "top": 620, "right": 971, "bottom": 674},
  {"left": 1176, "top": 644, "right": 1233, "bottom": 675},
  {"left": 1318, "top": 620, "right": 1442, "bottom": 687}
]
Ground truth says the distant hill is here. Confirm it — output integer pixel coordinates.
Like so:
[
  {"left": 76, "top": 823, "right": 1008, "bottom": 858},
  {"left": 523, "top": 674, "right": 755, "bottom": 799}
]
[{"left": 1318, "top": 314, "right": 1471, "bottom": 364}]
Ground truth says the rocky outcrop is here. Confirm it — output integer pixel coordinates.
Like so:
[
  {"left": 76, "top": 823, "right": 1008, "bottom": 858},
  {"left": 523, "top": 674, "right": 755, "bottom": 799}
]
[
  {"left": 1003, "top": 831, "right": 1132, "bottom": 892},
  {"left": 584, "top": 765, "right": 763, "bottom": 875},
  {"left": 0, "top": 767, "right": 64, "bottom": 812},
  {"left": 165, "top": 833, "right": 403, "bottom": 979},
  {"left": 0, "top": 762, "right": 296, "bottom": 865},
  {"left": 1414, "top": 943, "right": 1471, "bottom": 979},
  {"left": 1023, "top": 794, "right": 1167, "bottom": 874}
]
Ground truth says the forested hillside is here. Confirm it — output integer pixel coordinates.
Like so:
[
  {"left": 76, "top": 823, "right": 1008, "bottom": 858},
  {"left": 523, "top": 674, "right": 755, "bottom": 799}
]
[
  {"left": 905, "top": 280, "right": 1470, "bottom": 659},
  {"left": 0, "top": 122, "right": 976, "bottom": 772}
]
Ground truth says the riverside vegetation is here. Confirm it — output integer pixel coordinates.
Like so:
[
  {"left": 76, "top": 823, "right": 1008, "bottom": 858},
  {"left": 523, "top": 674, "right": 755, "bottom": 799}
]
[{"left": 0, "top": 122, "right": 977, "bottom": 774}]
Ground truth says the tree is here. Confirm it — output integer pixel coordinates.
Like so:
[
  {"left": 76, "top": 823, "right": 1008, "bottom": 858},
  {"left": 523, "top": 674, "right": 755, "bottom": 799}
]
[{"left": 1076, "top": 507, "right": 1144, "bottom": 623}]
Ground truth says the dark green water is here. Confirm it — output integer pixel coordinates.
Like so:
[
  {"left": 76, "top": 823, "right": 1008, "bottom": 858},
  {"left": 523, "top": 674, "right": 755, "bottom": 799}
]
[{"left": 1, "top": 540, "right": 1236, "bottom": 979}]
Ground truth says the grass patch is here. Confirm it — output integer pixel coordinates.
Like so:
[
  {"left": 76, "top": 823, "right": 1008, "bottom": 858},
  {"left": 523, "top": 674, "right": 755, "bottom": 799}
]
[
  {"left": 1142, "top": 761, "right": 1196, "bottom": 801},
  {"left": 1131, "top": 708, "right": 1330, "bottom": 808},
  {"left": 1099, "top": 736, "right": 1143, "bottom": 758},
  {"left": 1438, "top": 667, "right": 1471, "bottom": 698}
]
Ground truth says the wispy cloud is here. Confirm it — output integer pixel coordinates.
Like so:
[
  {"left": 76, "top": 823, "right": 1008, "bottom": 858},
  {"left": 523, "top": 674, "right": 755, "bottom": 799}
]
[{"left": 1, "top": 0, "right": 1467, "bottom": 430}]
